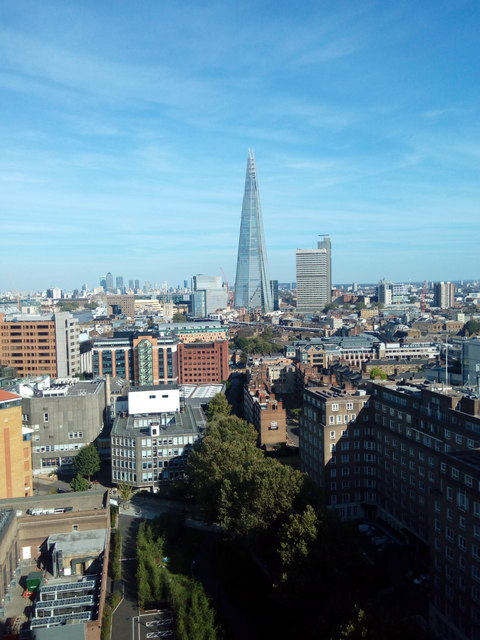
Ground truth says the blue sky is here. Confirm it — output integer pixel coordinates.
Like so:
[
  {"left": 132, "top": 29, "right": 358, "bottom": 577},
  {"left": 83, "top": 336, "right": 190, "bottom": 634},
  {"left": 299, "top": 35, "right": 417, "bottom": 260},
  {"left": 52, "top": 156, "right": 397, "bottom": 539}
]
[{"left": 1, "top": 0, "right": 479, "bottom": 292}]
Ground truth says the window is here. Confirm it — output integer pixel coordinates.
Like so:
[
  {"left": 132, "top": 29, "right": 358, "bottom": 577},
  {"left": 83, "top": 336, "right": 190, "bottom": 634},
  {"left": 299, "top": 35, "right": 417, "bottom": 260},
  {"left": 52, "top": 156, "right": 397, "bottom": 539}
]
[
  {"left": 330, "top": 431, "right": 336, "bottom": 439},
  {"left": 43, "top": 412, "right": 49, "bottom": 423},
  {"left": 331, "top": 403, "right": 339, "bottom": 411}
]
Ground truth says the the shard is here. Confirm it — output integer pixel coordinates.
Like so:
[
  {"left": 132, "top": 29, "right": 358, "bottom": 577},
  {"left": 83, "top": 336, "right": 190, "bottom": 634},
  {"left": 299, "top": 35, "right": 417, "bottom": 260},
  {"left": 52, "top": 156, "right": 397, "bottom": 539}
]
[{"left": 234, "top": 150, "right": 273, "bottom": 312}]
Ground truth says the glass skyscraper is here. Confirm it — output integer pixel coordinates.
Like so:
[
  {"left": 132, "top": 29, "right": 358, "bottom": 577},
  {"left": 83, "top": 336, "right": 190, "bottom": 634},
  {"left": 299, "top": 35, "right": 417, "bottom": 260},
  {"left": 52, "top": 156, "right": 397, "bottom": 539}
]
[{"left": 234, "top": 150, "right": 273, "bottom": 312}]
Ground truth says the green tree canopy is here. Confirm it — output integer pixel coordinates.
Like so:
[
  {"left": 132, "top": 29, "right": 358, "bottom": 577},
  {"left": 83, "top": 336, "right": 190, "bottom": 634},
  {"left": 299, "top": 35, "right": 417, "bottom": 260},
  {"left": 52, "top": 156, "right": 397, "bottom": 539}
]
[
  {"left": 73, "top": 444, "right": 101, "bottom": 479},
  {"left": 206, "top": 393, "right": 231, "bottom": 420},
  {"left": 173, "top": 312, "right": 187, "bottom": 322},
  {"left": 70, "top": 474, "right": 90, "bottom": 492},
  {"left": 117, "top": 482, "right": 134, "bottom": 503},
  {"left": 464, "top": 319, "right": 480, "bottom": 336},
  {"left": 369, "top": 366, "right": 388, "bottom": 380},
  {"left": 188, "top": 415, "right": 262, "bottom": 523}
]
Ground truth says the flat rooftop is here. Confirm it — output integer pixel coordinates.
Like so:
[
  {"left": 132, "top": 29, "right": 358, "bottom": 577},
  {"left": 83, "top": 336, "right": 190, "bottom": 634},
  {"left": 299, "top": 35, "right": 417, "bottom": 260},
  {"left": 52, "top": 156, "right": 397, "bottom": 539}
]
[
  {"left": 112, "top": 404, "right": 201, "bottom": 437},
  {"left": 48, "top": 529, "right": 107, "bottom": 556}
]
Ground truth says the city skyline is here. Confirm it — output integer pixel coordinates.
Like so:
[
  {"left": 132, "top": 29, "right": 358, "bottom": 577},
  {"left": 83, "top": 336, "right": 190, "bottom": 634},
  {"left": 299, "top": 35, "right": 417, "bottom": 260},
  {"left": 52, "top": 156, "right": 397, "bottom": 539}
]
[{"left": 1, "top": 1, "right": 479, "bottom": 290}]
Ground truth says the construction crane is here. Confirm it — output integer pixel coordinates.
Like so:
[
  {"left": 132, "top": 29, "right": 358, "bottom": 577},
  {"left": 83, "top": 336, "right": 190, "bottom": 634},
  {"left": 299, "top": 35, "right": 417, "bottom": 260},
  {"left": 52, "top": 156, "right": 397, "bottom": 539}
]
[
  {"left": 220, "top": 268, "right": 234, "bottom": 305},
  {"left": 421, "top": 280, "right": 427, "bottom": 313}
]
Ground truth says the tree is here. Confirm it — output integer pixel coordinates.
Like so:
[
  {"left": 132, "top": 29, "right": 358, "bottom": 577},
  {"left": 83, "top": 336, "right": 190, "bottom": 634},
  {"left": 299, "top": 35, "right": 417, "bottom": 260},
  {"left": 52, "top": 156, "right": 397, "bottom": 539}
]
[
  {"left": 73, "top": 444, "right": 101, "bottom": 479},
  {"left": 117, "top": 482, "right": 134, "bottom": 504},
  {"left": 369, "top": 366, "right": 387, "bottom": 380},
  {"left": 187, "top": 415, "right": 262, "bottom": 522},
  {"left": 277, "top": 505, "right": 318, "bottom": 579},
  {"left": 70, "top": 474, "right": 90, "bottom": 492},
  {"left": 464, "top": 319, "right": 480, "bottom": 336},
  {"left": 217, "top": 457, "right": 306, "bottom": 538},
  {"left": 173, "top": 312, "right": 187, "bottom": 322},
  {"left": 206, "top": 393, "right": 231, "bottom": 420}
]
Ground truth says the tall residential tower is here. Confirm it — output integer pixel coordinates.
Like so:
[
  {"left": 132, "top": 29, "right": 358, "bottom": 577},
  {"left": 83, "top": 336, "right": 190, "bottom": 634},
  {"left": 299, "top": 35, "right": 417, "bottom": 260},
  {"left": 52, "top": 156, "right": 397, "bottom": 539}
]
[{"left": 234, "top": 150, "right": 273, "bottom": 312}]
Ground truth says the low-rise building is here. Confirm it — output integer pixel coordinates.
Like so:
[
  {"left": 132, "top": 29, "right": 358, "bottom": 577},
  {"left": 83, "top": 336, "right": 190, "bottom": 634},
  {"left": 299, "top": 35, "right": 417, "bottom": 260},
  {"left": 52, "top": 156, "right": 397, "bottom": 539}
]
[{"left": 244, "top": 373, "right": 287, "bottom": 449}]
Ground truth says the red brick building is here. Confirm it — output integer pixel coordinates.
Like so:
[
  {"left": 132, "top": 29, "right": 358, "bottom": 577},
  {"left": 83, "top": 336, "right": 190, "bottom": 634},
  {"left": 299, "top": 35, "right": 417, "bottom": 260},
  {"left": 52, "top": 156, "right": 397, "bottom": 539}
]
[{"left": 177, "top": 340, "right": 229, "bottom": 385}]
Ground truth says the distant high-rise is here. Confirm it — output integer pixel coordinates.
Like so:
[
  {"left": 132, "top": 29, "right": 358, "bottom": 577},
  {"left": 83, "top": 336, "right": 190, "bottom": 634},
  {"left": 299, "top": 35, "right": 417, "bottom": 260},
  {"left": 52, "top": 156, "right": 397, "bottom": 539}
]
[
  {"left": 106, "top": 272, "right": 114, "bottom": 292},
  {"left": 134, "top": 279, "right": 140, "bottom": 290},
  {"left": 234, "top": 150, "right": 272, "bottom": 312},
  {"left": 129, "top": 279, "right": 134, "bottom": 290},
  {"left": 116, "top": 276, "right": 124, "bottom": 292},
  {"left": 295, "top": 236, "right": 332, "bottom": 313},
  {"left": 434, "top": 281, "right": 455, "bottom": 309}
]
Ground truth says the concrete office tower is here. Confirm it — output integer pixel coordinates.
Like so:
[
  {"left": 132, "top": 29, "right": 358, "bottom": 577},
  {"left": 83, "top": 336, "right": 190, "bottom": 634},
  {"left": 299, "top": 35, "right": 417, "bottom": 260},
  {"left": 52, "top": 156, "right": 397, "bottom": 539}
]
[
  {"left": 115, "top": 276, "right": 124, "bottom": 292},
  {"left": 234, "top": 150, "right": 273, "bottom": 312},
  {"left": 434, "top": 281, "right": 455, "bottom": 308},
  {"left": 296, "top": 236, "right": 332, "bottom": 313}
]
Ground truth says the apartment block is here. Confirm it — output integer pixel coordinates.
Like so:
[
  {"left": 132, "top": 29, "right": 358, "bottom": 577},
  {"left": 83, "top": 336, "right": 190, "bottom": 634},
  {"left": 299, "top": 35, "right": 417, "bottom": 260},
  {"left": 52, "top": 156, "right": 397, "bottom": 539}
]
[
  {"left": 0, "top": 390, "right": 32, "bottom": 499},
  {"left": 0, "top": 312, "right": 80, "bottom": 378},
  {"left": 300, "top": 387, "right": 370, "bottom": 512},
  {"left": 299, "top": 380, "right": 480, "bottom": 640}
]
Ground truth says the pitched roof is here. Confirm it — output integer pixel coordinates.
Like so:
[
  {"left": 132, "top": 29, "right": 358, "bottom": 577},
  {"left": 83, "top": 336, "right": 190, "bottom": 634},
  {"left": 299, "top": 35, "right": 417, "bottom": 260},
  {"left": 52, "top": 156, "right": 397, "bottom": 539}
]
[{"left": 0, "top": 389, "right": 21, "bottom": 403}]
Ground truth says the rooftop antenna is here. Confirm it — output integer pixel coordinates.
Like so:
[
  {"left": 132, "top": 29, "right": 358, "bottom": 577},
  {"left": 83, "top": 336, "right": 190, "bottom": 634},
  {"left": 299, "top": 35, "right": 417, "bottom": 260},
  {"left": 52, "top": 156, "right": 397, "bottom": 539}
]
[{"left": 445, "top": 336, "right": 449, "bottom": 387}]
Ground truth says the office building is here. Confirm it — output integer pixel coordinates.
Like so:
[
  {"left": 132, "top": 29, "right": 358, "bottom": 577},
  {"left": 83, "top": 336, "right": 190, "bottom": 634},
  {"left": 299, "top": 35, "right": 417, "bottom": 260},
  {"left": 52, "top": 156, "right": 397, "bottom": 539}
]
[
  {"left": 177, "top": 340, "right": 229, "bottom": 385},
  {"left": 234, "top": 150, "right": 273, "bottom": 312},
  {"left": 111, "top": 386, "right": 203, "bottom": 488},
  {"left": 93, "top": 332, "right": 178, "bottom": 386},
  {"left": 20, "top": 378, "right": 106, "bottom": 475},
  {"left": 106, "top": 294, "right": 135, "bottom": 319},
  {"left": 0, "top": 390, "right": 32, "bottom": 499},
  {"left": 115, "top": 276, "right": 124, "bottom": 292},
  {"left": 270, "top": 279, "right": 279, "bottom": 311},
  {"left": 434, "top": 281, "right": 455, "bottom": 309},
  {"left": 192, "top": 274, "right": 228, "bottom": 317},
  {"left": 295, "top": 237, "right": 332, "bottom": 313},
  {"left": 105, "top": 272, "right": 114, "bottom": 292},
  {"left": 0, "top": 312, "right": 80, "bottom": 378},
  {"left": 377, "top": 280, "right": 409, "bottom": 305}
]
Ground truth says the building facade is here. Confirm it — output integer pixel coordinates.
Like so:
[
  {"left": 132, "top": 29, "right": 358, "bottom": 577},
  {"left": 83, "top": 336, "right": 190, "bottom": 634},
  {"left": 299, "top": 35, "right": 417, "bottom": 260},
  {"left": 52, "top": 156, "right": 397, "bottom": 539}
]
[
  {"left": 0, "top": 312, "right": 80, "bottom": 379},
  {"left": 295, "top": 238, "right": 332, "bottom": 313},
  {"left": 192, "top": 275, "right": 228, "bottom": 317},
  {"left": 234, "top": 150, "right": 273, "bottom": 312},
  {"left": 20, "top": 379, "right": 106, "bottom": 475},
  {"left": 244, "top": 372, "right": 287, "bottom": 449},
  {"left": 111, "top": 386, "right": 202, "bottom": 488},
  {"left": 0, "top": 390, "right": 32, "bottom": 499},
  {"left": 434, "top": 281, "right": 456, "bottom": 309},
  {"left": 299, "top": 380, "right": 480, "bottom": 640},
  {"left": 177, "top": 340, "right": 229, "bottom": 385}
]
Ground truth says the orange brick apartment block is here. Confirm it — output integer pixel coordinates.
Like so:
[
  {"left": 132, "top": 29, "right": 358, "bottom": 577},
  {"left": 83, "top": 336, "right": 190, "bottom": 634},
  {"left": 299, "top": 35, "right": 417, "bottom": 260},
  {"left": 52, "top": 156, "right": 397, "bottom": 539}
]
[
  {"left": 0, "top": 390, "right": 32, "bottom": 499},
  {"left": 0, "top": 313, "right": 57, "bottom": 377}
]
